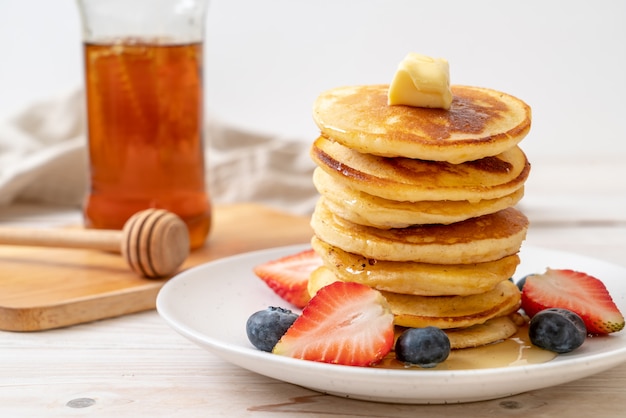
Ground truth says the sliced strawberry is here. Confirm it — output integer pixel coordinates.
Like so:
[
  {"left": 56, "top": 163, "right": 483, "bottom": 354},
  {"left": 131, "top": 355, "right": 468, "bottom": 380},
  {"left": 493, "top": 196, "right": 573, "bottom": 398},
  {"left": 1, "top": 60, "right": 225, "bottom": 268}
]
[
  {"left": 521, "top": 268, "right": 625, "bottom": 334},
  {"left": 253, "top": 248, "right": 322, "bottom": 309},
  {"left": 272, "top": 281, "right": 395, "bottom": 366}
]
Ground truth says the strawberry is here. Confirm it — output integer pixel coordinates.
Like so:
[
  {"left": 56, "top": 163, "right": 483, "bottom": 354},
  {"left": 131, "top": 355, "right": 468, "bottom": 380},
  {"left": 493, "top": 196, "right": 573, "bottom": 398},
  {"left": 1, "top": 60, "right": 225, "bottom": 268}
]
[
  {"left": 253, "top": 248, "right": 322, "bottom": 309},
  {"left": 272, "top": 281, "right": 395, "bottom": 366},
  {"left": 521, "top": 268, "right": 625, "bottom": 334}
]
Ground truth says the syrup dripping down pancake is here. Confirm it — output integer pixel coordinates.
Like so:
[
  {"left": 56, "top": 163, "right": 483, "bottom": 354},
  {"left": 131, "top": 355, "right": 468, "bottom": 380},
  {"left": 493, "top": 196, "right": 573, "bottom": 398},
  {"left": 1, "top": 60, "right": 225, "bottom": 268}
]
[{"left": 311, "top": 236, "right": 520, "bottom": 296}]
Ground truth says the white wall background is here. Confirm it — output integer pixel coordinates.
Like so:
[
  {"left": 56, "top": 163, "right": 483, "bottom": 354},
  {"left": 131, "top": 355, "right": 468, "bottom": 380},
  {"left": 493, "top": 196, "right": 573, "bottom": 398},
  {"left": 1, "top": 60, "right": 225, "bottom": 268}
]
[{"left": 1, "top": 0, "right": 625, "bottom": 161}]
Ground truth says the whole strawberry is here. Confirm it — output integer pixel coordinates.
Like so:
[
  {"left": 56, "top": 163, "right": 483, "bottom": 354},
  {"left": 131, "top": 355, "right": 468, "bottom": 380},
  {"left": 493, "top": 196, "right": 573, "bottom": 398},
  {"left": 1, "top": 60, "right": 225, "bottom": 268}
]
[
  {"left": 521, "top": 268, "right": 625, "bottom": 334},
  {"left": 273, "top": 281, "right": 395, "bottom": 366}
]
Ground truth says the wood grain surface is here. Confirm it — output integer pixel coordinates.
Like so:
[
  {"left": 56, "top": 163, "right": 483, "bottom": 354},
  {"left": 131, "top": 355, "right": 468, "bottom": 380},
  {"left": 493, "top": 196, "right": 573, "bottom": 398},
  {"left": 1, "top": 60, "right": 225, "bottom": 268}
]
[
  {"left": 0, "top": 204, "right": 312, "bottom": 332},
  {"left": 1, "top": 204, "right": 625, "bottom": 416}
]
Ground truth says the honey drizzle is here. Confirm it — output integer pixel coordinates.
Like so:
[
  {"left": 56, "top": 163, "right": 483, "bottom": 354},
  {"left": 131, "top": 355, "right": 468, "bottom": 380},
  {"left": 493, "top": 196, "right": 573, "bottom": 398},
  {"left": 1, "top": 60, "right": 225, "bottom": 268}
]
[{"left": 375, "top": 325, "right": 557, "bottom": 370}]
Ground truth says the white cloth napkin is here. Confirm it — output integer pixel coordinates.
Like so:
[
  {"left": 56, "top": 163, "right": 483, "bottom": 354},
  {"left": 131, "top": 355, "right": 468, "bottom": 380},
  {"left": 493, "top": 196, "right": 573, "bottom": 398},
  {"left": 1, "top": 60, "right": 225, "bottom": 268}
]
[
  {"left": 0, "top": 90, "right": 318, "bottom": 216},
  {"left": 0, "top": 90, "right": 87, "bottom": 207},
  {"left": 207, "top": 120, "right": 319, "bottom": 216}
]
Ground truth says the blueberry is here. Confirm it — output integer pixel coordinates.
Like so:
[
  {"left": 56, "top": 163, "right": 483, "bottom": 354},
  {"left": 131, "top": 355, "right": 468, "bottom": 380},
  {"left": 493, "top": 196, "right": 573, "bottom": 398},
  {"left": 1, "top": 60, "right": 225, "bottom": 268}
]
[
  {"left": 395, "top": 327, "right": 451, "bottom": 368},
  {"left": 516, "top": 274, "right": 532, "bottom": 291},
  {"left": 246, "top": 306, "right": 298, "bottom": 352},
  {"left": 529, "top": 308, "right": 587, "bottom": 354}
]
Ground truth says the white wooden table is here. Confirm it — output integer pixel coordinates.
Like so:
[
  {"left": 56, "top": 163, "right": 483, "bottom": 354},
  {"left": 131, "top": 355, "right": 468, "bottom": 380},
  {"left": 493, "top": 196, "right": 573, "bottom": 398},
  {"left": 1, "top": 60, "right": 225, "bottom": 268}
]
[{"left": 1, "top": 176, "right": 625, "bottom": 417}]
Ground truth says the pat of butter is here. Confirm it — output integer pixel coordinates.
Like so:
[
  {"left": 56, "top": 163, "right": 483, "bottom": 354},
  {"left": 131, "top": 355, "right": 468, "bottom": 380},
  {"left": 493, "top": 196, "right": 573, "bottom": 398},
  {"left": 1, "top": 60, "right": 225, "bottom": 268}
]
[{"left": 388, "top": 53, "right": 452, "bottom": 109}]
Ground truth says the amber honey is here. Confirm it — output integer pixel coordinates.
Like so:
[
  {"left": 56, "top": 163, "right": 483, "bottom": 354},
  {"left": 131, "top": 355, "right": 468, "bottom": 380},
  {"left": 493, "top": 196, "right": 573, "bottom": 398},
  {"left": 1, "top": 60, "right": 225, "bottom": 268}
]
[
  {"left": 376, "top": 325, "right": 557, "bottom": 370},
  {"left": 83, "top": 40, "right": 211, "bottom": 249}
]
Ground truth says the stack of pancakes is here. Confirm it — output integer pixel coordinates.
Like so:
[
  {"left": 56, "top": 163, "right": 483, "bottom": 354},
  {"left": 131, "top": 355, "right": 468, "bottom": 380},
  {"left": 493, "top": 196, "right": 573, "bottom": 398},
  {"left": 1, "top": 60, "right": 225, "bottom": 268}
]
[{"left": 307, "top": 84, "right": 532, "bottom": 349}]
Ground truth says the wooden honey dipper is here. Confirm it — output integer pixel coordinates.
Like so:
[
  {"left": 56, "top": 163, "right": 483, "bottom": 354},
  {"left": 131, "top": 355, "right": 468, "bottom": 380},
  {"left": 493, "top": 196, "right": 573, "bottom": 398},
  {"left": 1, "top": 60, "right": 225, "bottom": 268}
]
[{"left": 0, "top": 209, "right": 190, "bottom": 278}]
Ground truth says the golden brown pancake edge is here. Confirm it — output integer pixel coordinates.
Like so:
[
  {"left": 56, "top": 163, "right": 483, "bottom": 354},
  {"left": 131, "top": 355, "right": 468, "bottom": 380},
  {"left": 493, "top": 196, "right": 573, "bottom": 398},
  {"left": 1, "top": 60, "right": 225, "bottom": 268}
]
[
  {"left": 312, "top": 84, "right": 532, "bottom": 163},
  {"left": 311, "top": 199, "right": 529, "bottom": 264},
  {"left": 310, "top": 136, "right": 531, "bottom": 202}
]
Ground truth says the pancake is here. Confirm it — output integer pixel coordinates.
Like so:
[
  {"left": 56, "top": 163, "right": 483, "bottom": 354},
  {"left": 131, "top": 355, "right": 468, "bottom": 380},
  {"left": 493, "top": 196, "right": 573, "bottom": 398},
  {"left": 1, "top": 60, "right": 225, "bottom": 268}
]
[
  {"left": 310, "top": 136, "right": 530, "bottom": 203},
  {"left": 311, "top": 236, "right": 520, "bottom": 296},
  {"left": 312, "top": 84, "right": 531, "bottom": 163},
  {"left": 311, "top": 198, "right": 528, "bottom": 264},
  {"left": 309, "top": 266, "right": 521, "bottom": 330},
  {"left": 393, "top": 314, "right": 523, "bottom": 350},
  {"left": 387, "top": 281, "right": 521, "bottom": 329},
  {"left": 313, "top": 167, "right": 524, "bottom": 228},
  {"left": 422, "top": 314, "right": 522, "bottom": 350}
]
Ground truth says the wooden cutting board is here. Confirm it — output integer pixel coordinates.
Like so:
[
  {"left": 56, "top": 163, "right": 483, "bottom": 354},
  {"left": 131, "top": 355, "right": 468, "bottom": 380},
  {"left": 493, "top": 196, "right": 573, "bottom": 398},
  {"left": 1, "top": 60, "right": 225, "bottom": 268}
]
[{"left": 0, "top": 203, "right": 312, "bottom": 332}]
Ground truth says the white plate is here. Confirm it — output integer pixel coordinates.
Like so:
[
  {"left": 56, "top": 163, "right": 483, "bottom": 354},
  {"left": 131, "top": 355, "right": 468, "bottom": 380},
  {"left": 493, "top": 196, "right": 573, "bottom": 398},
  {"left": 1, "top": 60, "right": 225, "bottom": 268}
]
[{"left": 157, "top": 244, "right": 626, "bottom": 404}]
